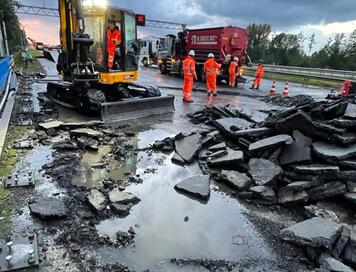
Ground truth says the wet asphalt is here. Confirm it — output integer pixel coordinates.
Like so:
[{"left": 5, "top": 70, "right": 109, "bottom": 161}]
[{"left": 0, "top": 58, "right": 329, "bottom": 271}]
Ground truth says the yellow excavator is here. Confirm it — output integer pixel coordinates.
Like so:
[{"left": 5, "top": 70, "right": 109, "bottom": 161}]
[{"left": 47, "top": 0, "right": 174, "bottom": 122}]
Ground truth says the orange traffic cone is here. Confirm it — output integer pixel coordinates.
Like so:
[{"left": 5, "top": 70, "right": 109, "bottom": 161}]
[
  {"left": 269, "top": 81, "right": 276, "bottom": 96},
  {"left": 283, "top": 82, "right": 289, "bottom": 97}
]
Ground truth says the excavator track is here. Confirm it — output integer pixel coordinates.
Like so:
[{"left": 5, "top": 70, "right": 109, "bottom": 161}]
[{"left": 47, "top": 81, "right": 175, "bottom": 122}]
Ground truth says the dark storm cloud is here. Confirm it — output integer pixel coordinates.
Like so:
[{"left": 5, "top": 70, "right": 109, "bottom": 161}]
[{"left": 196, "top": 0, "right": 356, "bottom": 29}]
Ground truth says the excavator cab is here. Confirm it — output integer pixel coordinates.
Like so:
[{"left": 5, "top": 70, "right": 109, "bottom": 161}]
[
  {"left": 49, "top": 1, "right": 174, "bottom": 123},
  {"left": 84, "top": 6, "right": 139, "bottom": 82}
]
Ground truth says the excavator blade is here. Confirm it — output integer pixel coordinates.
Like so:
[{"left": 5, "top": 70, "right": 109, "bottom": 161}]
[{"left": 100, "top": 95, "right": 175, "bottom": 123}]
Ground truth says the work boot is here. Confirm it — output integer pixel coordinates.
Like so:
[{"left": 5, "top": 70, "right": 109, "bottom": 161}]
[
  {"left": 183, "top": 99, "right": 193, "bottom": 103},
  {"left": 255, "top": 85, "right": 260, "bottom": 90},
  {"left": 207, "top": 92, "right": 211, "bottom": 96},
  {"left": 213, "top": 92, "right": 217, "bottom": 96},
  {"left": 250, "top": 85, "right": 255, "bottom": 90}
]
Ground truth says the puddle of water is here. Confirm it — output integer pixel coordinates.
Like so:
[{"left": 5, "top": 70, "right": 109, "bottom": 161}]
[{"left": 96, "top": 130, "right": 276, "bottom": 271}]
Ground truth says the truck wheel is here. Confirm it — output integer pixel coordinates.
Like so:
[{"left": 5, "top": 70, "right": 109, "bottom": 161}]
[
  {"left": 143, "top": 57, "right": 148, "bottom": 67},
  {"left": 159, "top": 64, "right": 168, "bottom": 74}
]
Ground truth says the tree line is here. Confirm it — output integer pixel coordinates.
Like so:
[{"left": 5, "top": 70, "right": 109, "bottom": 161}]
[
  {"left": 0, "top": 0, "right": 25, "bottom": 54},
  {"left": 247, "top": 23, "right": 356, "bottom": 71}
]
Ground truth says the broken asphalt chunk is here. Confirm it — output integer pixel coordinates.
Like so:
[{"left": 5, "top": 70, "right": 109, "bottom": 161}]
[
  {"left": 109, "top": 189, "right": 141, "bottom": 205},
  {"left": 279, "top": 131, "right": 312, "bottom": 165},
  {"left": 214, "top": 117, "right": 253, "bottom": 135},
  {"left": 70, "top": 128, "right": 103, "bottom": 139},
  {"left": 249, "top": 186, "right": 276, "bottom": 205},
  {"left": 174, "top": 175, "right": 210, "bottom": 200},
  {"left": 231, "top": 127, "right": 271, "bottom": 138},
  {"left": 207, "top": 148, "right": 243, "bottom": 167},
  {"left": 293, "top": 164, "right": 340, "bottom": 175},
  {"left": 248, "top": 158, "right": 283, "bottom": 186},
  {"left": 248, "top": 134, "right": 293, "bottom": 153},
  {"left": 318, "top": 254, "right": 354, "bottom": 272},
  {"left": 175, "top": 134, "right": 202, "bottom": 163},
  {"left": 277, "top": 187, "right": 308, "bottom": 205},
  {"left": 220, "top": 170, "right": 252, "bottom": 191},
  {"left": 280, "top": 217, "right": 343, "bottom": 248},
  {"left": 29, "top": 197, "right": 67, "bottom": 220},
  {"left": 307, "top": 181, "right": 347, "bottom": 201},
  {"left": 208, "top": 142, "right": 226, "bottom": 152},
  {"left": 87, "top": 189, "right": 106, "bottom": 212},
  {"left": 313, "top": 142, "right": 356, "bottom": 161}
]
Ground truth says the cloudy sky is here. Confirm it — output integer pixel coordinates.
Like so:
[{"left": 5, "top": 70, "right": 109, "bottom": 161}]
[{"left": 18, "top": 0, "right": 356, "bottom": 50}]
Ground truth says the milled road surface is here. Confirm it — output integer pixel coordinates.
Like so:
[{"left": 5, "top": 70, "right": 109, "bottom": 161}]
[{"left": 0, "top": 58, "right": 329, "bottom": 271}]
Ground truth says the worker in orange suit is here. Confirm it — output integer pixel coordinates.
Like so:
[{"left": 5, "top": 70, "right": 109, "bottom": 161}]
[
  {"left": 228, "top": 57, "right": 239, "bottom": 87},
  {"left": 107, "top": 20, "right": 121, "bottom": 69},
  {"left": 204, "top": 53, "right": 221, "bottom": 96},
  {"left": 182, "top": 50, "right": 197, "bottom": 103},
  {"left": 250, "top": 63, "right": 265, "bottom": 90}
]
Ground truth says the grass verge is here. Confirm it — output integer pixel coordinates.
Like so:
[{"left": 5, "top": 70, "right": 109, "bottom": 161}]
[
  {"left": 13, "top": 48, "right": 45, "bottom": 75},
  {"left": 244, "top": 69, "right": 342, "bottom": 90}
]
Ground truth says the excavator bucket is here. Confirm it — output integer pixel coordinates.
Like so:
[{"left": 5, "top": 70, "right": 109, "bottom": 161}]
[{"left": 100, "top": 95, "right": 175, "bottom": 123}]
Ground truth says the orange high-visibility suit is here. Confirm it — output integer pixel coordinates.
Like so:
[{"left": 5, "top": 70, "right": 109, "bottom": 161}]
[
  {"left": 228, "top": 61, "right": 238, "bottom": 87},
  {"left": 107, "top": 27, "right": 121, "bottom": 68},
  {"left": 253, "top": 65, "right": 265, "bottom": 88},
  {"left": 204, "top": 58, "right": 221, "bottom": 94},
  {"left": 182, "top": 56, "right": 196, "bottom": 102}
]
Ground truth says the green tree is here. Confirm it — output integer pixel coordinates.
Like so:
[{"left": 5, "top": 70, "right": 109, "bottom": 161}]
[
  {"left": 0, "top": 0, "right": 24, "bottom": 53},
  {"left": 247, "top": 23, "right": 271, "bottom": 62}
]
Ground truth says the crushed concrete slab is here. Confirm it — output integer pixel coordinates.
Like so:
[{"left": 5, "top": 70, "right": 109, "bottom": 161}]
[
  {"left": 345, "top": 103, "right": 356, "bottom": 119},
  {"left": 12, "top": 140, "right": 33, "bottom": 149},
  {"left": 279, "top": 131, "right": 312, "bottom": 165},
  {"left": 277, "top": 187, "right": 308, "bottom": 205},
  {"left": 319, "top": 254, "right": 354, "bottom": 272},
  {"left": 208, "top": 142, "right": 226, "bottom": 152},
  {"left": 293, "top": 164, "right": 340, "bottom": 175},
  {"left": 248, "top": 134, "right": 293, "bottom": 152},
  {"left": 307, "top": 182, "right": 347, "bottom": 201},
  {"left": 109, "top": 189, "right": 141, "bottom": 205},
  {"left": 347, "top": 182, "right": 356, "bottom": 193},
  {"left": 280, "top": 217, "right": 343, "bottom": 248},
  {"left": 313, "top": 142, "right": 356, "bottom": 161},
  {"left": 342, "top": 226, "right": 356, "bottom": 267},
  {"left": 248, "top": 158, "right": 283, "bottom": 186},
  {"left": 174, "top": 175, "right": 210, "bottom": 200},
  {"left": 249, "top": 186, "right": 276, "bottom": 205},
  {"left": 175, "top": 134, "right": 202, "bottom": 163},
  {"left": 214, "top": 117, "right": 253, "bottom": 135},
  {"left": 220, "top": 170, "right": 252, "bottom": 191},
  {"left": 53, "top": 139, "right": 78, "bottom": 150},
  {"left": 87, "top": 190, "right": 106, "bottom": 212},
  {"left": 207, "top": 148, "right": 243, "bottom": 167},
  {"left": 207, "top": 149, "right": 228, "bottom": 159},
  {"left": 38, "top": 120, "right": 63, "bottom": 130},
  {"left": 29, "top": 197, "right": 67, "bottom": 220}
]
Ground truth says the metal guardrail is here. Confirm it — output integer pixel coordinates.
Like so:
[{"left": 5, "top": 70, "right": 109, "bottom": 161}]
[{"left": 248, "top": 64, "right": 356, "bottom": 81}]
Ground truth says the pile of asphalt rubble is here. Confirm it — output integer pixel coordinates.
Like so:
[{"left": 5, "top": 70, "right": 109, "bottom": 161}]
[{"left": 153, "top": 94, "right": 356, "bottom": 271}]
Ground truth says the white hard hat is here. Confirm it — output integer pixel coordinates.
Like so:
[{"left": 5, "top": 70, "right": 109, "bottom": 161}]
[
  {"left": 189, "top": 50, "right": 195, "bottom": 56},
  {"left": 234, "top": 57, "right": 239, "bottom": 61},
  {"left": 208, "top": 53, "right": 214, "bottom": 58}
]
